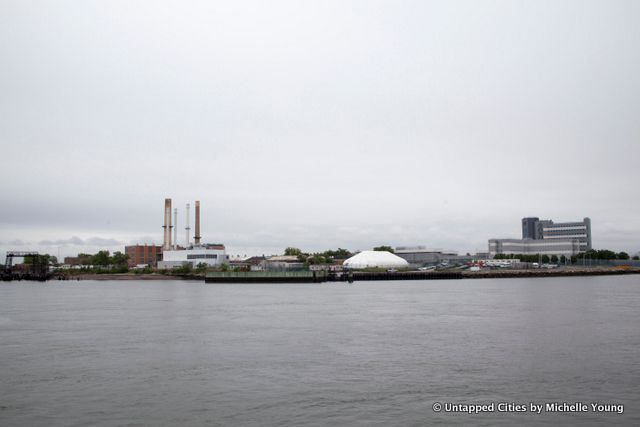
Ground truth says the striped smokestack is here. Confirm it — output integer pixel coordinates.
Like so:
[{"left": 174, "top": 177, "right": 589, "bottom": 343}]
[
  {"left": 163, "top": 198, "right": 173, "bottom": 250},
  {"left": 194, "top": 200, "right": 201, "bottom": 245}
]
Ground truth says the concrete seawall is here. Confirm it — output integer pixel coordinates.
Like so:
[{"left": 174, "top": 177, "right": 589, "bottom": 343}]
[{"left": 460, "top": 267, "right": 640, "bottom": 279}]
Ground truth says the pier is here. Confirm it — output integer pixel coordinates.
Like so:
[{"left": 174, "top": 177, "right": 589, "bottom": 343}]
[{"left": 2, "top": 251, "right": 52, "bottom": 281}]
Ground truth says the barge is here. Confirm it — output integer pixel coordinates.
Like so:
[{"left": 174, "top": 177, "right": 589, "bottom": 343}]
[{"left": 205, "top": 271, "right": 328, "bottom": 283}]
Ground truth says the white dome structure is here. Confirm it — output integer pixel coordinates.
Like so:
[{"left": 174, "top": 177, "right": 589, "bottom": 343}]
[{"left": 343, "top": 250, "right": 409, "bottom": 269}]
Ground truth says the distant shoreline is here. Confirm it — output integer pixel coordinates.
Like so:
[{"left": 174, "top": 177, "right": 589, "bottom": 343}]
[
  {"left": 45, "top": 267, "right": 640, "bottom": 282},
  {"left": 460, "top": 266, "right": 640, "bottom": 279}
]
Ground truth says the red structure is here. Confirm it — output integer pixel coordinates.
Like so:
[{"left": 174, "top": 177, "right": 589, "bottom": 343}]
[{"left": 125, "top": 245, "right": 163, "bottom": 267}]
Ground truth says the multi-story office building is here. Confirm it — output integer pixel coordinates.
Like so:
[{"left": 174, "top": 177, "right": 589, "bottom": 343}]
[
  {"left": 521, "top": 217, "right": 592, "bottom": 251},
  {"left": 521, "top": 217, "right": 540, "bottom": 239},
  {"left": 537, "top": 218, "right": 592, "bottom": 251},
  {"left": 490, "top": 216, "right": 592, "bottom": 257}
]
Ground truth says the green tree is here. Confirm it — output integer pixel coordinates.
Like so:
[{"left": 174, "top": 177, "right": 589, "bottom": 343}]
[
  {"left": 78, "top": 253, "right": 93, "bottom": 265},
  {"left": 541, "top": 255, "right": 550, "bottom": 263},
  {"left": 284, "top": 247, "right": 302, "bottom": 256},
  {"left": 173, "top": 263, "right": 193, "bottom": 275},
  {"left": 306, "top": 254, "right": 330, "bottom": 265},
  {"left": 560, "top": 255, "right": 567, "bottom": 264},
  {"left": 195, "top": 262, "right": 208, "bottom": 274},
  {"left": 633, "top": 256, "right": 639, "bottom": 261},
  {"left": 22, "top": 255, "right": 34, "bottom": 266},
  {"left": 618, "top": 252, "right": 630, "bottom": 260},
  {"left": 92, "top": 250, "right": 111, "bottom": 266},
  {"left": 550, "top": 255, "right": 558, "bottom": 263},
  {"left": 593, "top": 249, "right": 616, "bottom": 260},
  {"left": 110, "top": 251, "right": 129, "bottom": 267},
  {"left": 373, "top": 246, "right": 394, "bottom": 253},
  {"left": 323, "top": 248, "right": 352, "bottom": 258}
]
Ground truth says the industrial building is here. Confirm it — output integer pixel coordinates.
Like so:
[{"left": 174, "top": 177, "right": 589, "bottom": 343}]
[
  {"left": 394, "top": 246, "right": 460, "bottom": 265},
  {"left": 261, "top": 255, "right": 305, "bottom": 271},
  {"left": 157, "top": 198, "right": 228, "bottom": 269},
  {"left": 125, "top": 244, "right": 162, "bottom": 267},
  {"left": 522, "top": 217, "right": 592, "bottom": 251},
  {"left": 229, "top": 256, "right": 267, "bottom": 271},
  {"left": 161, "top": 245, "right": 227, "bottom": 269},
  {"left": 63, "top": 256, "right": 83, "bottom": 266},
  {"left": 394, "top": 246, "right": 483, "bottom": 266},
  {"left": 489, "top": 216, "right": 591, "bottom": 257}
]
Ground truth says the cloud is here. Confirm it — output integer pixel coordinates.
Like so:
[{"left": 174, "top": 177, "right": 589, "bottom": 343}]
[
  {"left": 85, "top": 237, "right": 121, "bottom": 246},
  {"left": 0, "top": 1, "right": 638, "bottom": 254},
  {"left": 128, "top": 236, "right": 162, "bottom": 246},
  {"left": 37, "top": 236, "right": 121, "bottom": 246}
]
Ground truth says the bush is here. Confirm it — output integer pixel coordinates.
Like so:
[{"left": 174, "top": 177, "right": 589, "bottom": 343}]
[{"left": 171, "top": 263, "right": 193, "bottom": 275}]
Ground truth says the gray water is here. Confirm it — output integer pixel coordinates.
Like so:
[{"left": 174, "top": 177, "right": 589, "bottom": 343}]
[{"left": 1, "top": 276, "right": 639, "bottom": 426}]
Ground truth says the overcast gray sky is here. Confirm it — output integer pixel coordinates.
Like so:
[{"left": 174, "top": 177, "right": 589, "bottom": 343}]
[{"left": 1, "top": 0, "right": 639, "bottom": 259}]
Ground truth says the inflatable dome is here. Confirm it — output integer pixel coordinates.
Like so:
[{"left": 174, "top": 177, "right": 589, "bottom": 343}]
[{"left": 343, "top": 250, "right": 409, "bottom": 269}]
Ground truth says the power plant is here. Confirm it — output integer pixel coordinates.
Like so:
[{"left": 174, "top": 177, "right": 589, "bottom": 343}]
[{"left": 158, "top": 198, "right": 227, "bottom": 269}]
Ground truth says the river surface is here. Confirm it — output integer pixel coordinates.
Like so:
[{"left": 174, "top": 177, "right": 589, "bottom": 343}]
[{"left": 1, "top": 276, "right": 639, "bottom": 426}]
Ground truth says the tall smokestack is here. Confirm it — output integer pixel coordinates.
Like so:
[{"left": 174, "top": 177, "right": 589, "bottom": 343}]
[
  {"left": 173, "top": 208, "right": 178, "bottom": 249},
  {"left": 194, "top": 200, "right": 201, "bottom": 245},
  {"left": 185, "top": 203, "right": 190, "bottom": 247},
  {"left": 163, "top": 198, "right": 173, "bottom": 250}
]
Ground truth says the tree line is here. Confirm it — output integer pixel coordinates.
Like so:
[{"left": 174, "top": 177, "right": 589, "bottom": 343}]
[
  {"left": 281, "top": 245, "right": 398, "bottom": 265},
  {"left": 283, "top": 247, "right": 353, "bottom": 265},
  {"left": 494, "top": 249, "right": 635, "bottom": 263},
  {"left": 75, "top": 250, "right": 129, "bottom": 269}
]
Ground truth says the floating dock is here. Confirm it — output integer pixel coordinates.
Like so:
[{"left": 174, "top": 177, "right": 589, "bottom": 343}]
[{"left": 205, "top": 271, "right": 328, "bottom": 283}]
